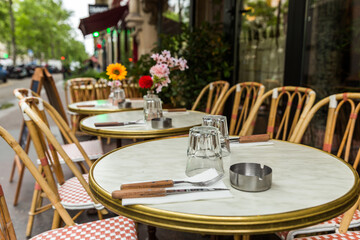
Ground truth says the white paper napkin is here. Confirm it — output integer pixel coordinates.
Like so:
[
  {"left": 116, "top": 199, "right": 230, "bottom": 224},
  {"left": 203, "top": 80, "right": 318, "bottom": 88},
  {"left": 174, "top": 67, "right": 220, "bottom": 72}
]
[
  {"left": 121, "top": 169, "right": 233, "bottom": 206},
  {"left": 230, "top": 140, "right": 274, "bottom": 147}
]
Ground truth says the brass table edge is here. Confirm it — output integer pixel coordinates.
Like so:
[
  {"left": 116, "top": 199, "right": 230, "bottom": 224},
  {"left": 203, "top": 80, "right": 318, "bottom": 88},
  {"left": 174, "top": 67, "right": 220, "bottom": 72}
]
[
  {"left": 89, "top": 138, "right": 360, "bottom": 234},
  {"left": 80, "top": 110, "right": 203, "bottom": 139}
]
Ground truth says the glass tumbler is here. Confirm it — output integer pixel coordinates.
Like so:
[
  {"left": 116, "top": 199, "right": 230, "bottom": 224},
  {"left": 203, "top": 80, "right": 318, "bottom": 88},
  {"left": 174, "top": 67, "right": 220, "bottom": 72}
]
[
  {"left": 114, "top": 88, "right": 126, "bottom": 108},
  {"left": 185, "top": 126, "right": 224, "bottom": 177},
  {"left": 202, "top": 115, "right": 230, "bottom": 156},
  {"left": 143, "top": 92, "right": 163, "bottom": 121}
]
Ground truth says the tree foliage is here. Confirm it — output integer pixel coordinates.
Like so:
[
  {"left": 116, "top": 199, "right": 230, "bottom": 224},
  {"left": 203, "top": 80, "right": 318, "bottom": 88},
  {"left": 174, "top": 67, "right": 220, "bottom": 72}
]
[{"left": 0, "top": 0, "right": 87, "bottom": 64}]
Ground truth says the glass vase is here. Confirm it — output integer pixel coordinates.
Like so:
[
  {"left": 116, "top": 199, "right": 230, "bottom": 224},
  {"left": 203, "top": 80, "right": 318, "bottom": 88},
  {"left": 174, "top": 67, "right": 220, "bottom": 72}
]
[{"left": 143, "top": 90, "right": 163, "bottom": 121}]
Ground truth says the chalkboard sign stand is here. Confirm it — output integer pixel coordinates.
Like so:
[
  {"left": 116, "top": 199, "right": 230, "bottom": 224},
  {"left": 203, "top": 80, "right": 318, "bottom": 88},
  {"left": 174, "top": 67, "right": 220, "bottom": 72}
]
[{"left": 9, "top": 67, "right": 66, "bottom": 206}]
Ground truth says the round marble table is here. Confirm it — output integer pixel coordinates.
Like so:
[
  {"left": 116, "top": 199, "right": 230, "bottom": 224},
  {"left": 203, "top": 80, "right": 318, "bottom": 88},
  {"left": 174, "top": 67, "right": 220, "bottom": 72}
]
[
  {"left": 89, "top": 137, "right": 359, "bottom": 235},
  {"left": 68, "top": 99, "right": 143, "bottom": 115},
  {"left": 80, "top": 110, "right": 206, "bottom": 139}
]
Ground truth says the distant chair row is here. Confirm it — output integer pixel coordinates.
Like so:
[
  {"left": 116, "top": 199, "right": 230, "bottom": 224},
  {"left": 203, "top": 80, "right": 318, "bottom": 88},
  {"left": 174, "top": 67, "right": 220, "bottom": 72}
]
[
  {"left": 192, "top": 81, "right": 359, "bottom": 159},
  {"left": 191, "top": 80, "right": 315, "bottom": 139}
]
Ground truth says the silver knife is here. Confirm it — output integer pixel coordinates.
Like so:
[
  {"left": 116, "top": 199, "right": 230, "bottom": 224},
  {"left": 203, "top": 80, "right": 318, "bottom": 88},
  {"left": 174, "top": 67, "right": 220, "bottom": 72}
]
[
  {"left": 112, "top": 188, "right": 229, "bottom": 199},
  {"left": 94, "top": 121, "right": 138, "bottom": 127}
]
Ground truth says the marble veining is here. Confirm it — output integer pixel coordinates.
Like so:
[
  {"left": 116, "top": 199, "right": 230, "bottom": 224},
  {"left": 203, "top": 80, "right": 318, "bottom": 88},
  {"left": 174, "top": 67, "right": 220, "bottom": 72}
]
[
  {"left": 82, "top": 110, "right": 206, "bottom": 132},
  {"left": 92, "top": 138, "right": 355, "bottom": 216}
]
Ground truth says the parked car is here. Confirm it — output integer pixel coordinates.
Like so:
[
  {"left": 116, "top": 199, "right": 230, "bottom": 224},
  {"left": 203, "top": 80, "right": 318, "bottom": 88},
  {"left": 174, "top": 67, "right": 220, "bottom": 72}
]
[
  {"left": 0, "top": 65, "right": 7, "bottom": 83},
  {"left": 46, "top": 65, "right": 60, "bottom": 73},
  {"left": 7, "top": 65, "right": 27, "bottom": 79},
  {"left": 24, "top": 64, "right": 39, "bottom": 77}
]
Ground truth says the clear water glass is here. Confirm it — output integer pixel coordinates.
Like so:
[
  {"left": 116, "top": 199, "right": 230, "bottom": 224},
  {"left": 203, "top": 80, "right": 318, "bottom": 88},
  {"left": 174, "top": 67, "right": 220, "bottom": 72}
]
[
  {"left": 143, "top": 91, "right": 163, "bottom": 121},
  {"left": 185, "top": 126, "right": 224, "bottom": 177},
  {"left": 202, "top": 115, "right": 230, "bottom": 157},
  {"left": 113, "top": 88, "right": 126, "bottom": 107}
]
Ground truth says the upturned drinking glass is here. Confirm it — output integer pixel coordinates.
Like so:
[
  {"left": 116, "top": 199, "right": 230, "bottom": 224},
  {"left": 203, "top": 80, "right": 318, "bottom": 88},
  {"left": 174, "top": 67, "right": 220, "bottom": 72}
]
[
  {"left": 202, "top": 115, "right": 230, "bottom": 157},
  {"left": 113, "top": 88, "right": 126, "bottom": 108},
  {"left": 143, "top": 91, "right": 163, "bottom": 121},
  {"left": 185, "top": 126, "right": 224, "bottom": 177}
]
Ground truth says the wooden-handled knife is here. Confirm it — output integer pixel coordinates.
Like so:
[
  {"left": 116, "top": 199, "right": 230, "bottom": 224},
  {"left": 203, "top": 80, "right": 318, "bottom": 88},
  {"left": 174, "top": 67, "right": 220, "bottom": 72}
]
[{"left": 112, "top": 188, "right": 228, "bottom": 199}]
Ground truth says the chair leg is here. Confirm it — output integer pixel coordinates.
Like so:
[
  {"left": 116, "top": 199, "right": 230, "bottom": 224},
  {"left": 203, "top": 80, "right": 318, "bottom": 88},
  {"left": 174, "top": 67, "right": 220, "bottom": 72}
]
[
  {"left": 9, "top": 157, "right": 17, "bottom": 182},
  {"left": 13, "top": 163, "right": 25, "bottom": 206},
  {"left": 97, "top": 210, "right": 103, "bottom": 220},
  {"left": 100, "top": 208, "right": 108, "bottom": 216},
  {"left": 147, "top": 226, "right": 158, "bottom": 240},
  {"left": 234, "top": 235, "right": 250, "bottom": 240},
  {"left": 26, "top": 185, "right": 42, "bottom": 237},
  {"left": 52, "top": 210, "right": 62, "bottom": 229}
]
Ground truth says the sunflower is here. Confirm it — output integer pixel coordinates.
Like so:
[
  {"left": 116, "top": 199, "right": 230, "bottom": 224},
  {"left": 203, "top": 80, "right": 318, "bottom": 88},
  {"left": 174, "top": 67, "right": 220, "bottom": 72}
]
[{"left": 106, "top": 63, "right": 127, "bottom": 80}]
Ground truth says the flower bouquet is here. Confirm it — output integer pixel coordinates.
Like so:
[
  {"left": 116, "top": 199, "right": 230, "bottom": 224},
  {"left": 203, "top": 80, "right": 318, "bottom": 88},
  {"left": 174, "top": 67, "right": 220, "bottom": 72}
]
[
  {"left": 138, "top": 50, "right": 188, "bottom": 93},
  {"left": 139, "top": 50, "right": 188, "bottom": 121},
  {"left": 105, "top": 63, "right": 127, "bottom": 106}
]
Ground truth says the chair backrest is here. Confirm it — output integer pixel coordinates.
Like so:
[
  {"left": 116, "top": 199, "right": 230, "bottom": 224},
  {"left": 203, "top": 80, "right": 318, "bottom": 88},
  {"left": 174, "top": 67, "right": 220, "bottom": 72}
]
[
  {"left": 65, "top": 78, "right": 97, "bottom": 105},
  {"left": 215, "top": 82, "right": 265, "bottom": 135},
  {"left": 0, "top": 127, "right": 76, "bottom": 229},
  {"left": 13, "top": 88, "right": 40, "bottom": 99},
  {"left": 0, "top": 185, "right": 16, "bottom": 240},
  {"left": 240, "top": 86, "right": 316, "bottom": 141},
  {"left": 19, "top": 97, "right": 101, "bottom": 207},
  {"left": 290, "top": 93, "right": 360, "bottom": 164},
  {"left": 94, "top": 79, "right": 111, "bottom": 99},
  {"left": 122, "top": 78, "right": 142, "bottom": 98},
  {"left": 191, "top": 80, "right": 230, "bottom": 114}
]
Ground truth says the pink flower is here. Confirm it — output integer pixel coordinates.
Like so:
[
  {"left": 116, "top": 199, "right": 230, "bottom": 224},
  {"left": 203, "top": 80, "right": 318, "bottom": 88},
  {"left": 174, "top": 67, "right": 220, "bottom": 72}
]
[
  {"left": 150, "top": 64, "right": 170, "bottom": 79},
  {"left": 151, "top": 53, "right": 160, "bottom": 62},
  {"left": 178, "top": 58, "right": 188, "bottom": 71},
  {"left": 168, "top": 57, "right": 176, "bottom": 67},
  {"left": 155, "top": 85, "right": 163, "bottom": 93},
  {"left": 114, "top": 80, "right": 122, "bottom": 87},
  {"left": 161, "top": 50, "right": 171, "bottom": 59}
]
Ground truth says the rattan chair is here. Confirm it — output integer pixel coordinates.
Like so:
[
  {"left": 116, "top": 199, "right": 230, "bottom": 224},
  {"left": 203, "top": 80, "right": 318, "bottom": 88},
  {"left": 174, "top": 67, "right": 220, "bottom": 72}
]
[
  {"left": 19, "top": 97, "right": 108, "bottom": 237},
  {"left": 65, "top": 78, "right": 97, "bottom": 104},
  {"left": 65, "top": 78, "right": 98, "bottom": 133},
  {"left": 191, "top": 80, "right": 230, "bottom": 114},
  {"left": 214, "top": 82, "right": 265, "bottom": 135},
  {"left": 11, "top": 88, "right": 104, "bottom": 208},
  {"left": 277, "top": 93, "right": 360, "bottom": 239},
  {"left": 0, "top": 125, "right": 137, "bottom": 239},
  {"left": 239, "top": 86, "right": 316, "bottom": 141}
]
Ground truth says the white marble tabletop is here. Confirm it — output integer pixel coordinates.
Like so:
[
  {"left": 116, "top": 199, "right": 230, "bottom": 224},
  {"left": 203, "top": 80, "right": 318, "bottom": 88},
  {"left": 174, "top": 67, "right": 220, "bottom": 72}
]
[
  {"left": 68, "top": 99, "right": 143, "bottom": 114},
  {"left": 89, "top": 137, "right": 359, "bottom": 234},
  {"left": 80, "top": 110, "right": 206, "bottom": 139}
]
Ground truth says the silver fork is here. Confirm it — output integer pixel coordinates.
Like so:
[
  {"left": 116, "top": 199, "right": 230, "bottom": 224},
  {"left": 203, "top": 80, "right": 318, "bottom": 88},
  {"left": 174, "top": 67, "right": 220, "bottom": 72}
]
[{"left": 120, "top": 173, "right": 224, "bottom": 189}]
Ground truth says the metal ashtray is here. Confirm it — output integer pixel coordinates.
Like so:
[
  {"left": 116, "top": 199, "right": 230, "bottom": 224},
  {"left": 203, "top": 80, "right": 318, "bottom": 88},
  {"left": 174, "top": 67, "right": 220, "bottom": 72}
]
[
  {"left": 230, "top": 163, "right": 272, "bottom": 192},
  {"left": 118, "top": 100, "right": 131, "bottom": 109},
  {"left": 151, "top": 117, "right": 172, "bottom": 129}
]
